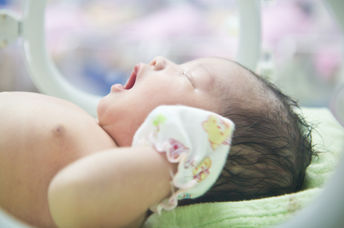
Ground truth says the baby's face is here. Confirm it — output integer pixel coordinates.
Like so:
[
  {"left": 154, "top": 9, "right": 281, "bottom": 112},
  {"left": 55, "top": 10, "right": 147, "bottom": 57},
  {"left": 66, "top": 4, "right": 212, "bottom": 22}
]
[{"left": 97, "top": 56, "right": 255, "bottom": 146}]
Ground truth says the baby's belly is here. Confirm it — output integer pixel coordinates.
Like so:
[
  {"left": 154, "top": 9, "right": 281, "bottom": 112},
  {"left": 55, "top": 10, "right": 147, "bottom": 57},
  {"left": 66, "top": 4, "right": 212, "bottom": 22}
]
[{"left": 0, "top": 92, "right": 116, "bottom": 227}]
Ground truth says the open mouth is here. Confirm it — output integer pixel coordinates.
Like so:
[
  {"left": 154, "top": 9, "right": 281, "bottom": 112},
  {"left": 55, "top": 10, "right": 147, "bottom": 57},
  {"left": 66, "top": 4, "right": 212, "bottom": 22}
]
[{"left": 124, "top": 64, "right": 139, "bottom": 90}]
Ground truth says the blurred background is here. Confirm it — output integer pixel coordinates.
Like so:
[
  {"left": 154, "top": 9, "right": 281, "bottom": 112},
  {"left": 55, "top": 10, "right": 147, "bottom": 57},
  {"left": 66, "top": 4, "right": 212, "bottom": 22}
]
[{"left": 0, "top": 0, "right": 343, "bottom": 109}]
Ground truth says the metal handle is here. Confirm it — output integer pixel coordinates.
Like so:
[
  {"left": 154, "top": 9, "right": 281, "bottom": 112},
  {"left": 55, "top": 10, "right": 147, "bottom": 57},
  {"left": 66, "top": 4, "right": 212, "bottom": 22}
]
[
  {"left": 237, "top": 0, "right": 262, "bottom": 70},
  {"left": 22, "top": 0, "right": 100, "bottom": 116}
]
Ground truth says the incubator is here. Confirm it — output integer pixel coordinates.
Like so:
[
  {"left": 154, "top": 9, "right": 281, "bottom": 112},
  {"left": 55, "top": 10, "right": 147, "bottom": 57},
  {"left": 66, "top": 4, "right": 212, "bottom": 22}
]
[{"left": 0, "top": 0, "right": 343, "bottom": 227}]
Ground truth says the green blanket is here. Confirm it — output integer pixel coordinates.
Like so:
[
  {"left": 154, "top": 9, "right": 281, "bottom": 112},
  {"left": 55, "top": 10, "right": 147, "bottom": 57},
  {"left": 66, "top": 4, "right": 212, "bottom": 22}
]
[{"left": 143, "top": 108, "right": 344, "bottom": 228}]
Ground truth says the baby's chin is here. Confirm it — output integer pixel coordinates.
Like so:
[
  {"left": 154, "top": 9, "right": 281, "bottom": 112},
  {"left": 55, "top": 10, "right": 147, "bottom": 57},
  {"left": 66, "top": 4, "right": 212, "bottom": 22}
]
[
  {"left": 97, "top": 95, "right": 111, "bottom": 121},
  {"left": 96, "top": 100, "right": 112, "bottom": 131},
  {"left": 97, "top": 95, "right": 104, "bottom": 112}
]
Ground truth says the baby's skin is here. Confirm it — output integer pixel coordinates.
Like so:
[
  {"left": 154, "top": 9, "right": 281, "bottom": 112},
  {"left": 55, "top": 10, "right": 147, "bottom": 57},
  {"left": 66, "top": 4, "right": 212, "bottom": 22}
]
[
  {"left": 0, "top": 92, "right": 116, "bottom": 227},
  {"left": 0, "top": 57, "right": 265, "bottom": 227}
]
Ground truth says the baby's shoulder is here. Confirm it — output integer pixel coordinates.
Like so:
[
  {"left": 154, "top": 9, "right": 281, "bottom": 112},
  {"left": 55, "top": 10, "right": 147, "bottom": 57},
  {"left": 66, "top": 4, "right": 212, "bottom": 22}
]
[{"left": 0, "top": 92, "right": 116, "bottom": 152}]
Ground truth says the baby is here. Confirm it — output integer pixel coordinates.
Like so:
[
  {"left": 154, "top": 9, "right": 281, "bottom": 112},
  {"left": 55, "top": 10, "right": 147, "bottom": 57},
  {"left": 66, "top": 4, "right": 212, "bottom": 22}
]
[{"left": 0, "top": 56, "right": 314, "bottom": 228}]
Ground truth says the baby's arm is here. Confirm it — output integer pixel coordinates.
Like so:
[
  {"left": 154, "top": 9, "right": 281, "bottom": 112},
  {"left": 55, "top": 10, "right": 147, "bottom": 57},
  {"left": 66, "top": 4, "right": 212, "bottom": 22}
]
[{"left": 48, "top": 146, "right": 177, "bottom": 228}]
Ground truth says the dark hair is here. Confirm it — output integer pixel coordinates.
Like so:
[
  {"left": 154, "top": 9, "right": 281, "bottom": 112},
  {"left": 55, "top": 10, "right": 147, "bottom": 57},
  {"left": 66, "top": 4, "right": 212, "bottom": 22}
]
[{"left": 179, "top": 63, "right": 315, "bottom": 205}]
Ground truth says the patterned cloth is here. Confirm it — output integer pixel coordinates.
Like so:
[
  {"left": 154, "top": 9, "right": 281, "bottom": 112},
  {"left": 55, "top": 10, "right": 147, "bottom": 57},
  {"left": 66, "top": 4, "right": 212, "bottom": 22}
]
[{"left": 132, "top": 105, "right": 235, "bottom": 214}]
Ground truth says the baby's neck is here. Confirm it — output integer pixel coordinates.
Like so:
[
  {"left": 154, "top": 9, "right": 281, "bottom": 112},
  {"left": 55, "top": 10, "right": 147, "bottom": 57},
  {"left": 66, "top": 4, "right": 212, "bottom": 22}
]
[{"left": 100, "top": 123, "right": 133, "bottom": 147}]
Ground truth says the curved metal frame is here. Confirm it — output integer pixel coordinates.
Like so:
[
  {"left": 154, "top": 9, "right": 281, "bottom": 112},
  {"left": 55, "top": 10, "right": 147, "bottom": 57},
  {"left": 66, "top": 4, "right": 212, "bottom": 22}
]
[
  {"left": 237, "top": 0, "right": 261, "bottom": 70},
  {"left": 22, "top": 0, "right": 101, "bottom": 116},
  {"left": 21, "top": 0, "right": 261, "bottom": 117}
]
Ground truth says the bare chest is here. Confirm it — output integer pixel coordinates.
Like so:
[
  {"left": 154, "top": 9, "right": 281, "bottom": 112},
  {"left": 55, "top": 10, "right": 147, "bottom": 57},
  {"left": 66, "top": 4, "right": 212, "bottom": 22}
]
[{"left": 0, "top": 92, "right": 116, "bottom": 227}]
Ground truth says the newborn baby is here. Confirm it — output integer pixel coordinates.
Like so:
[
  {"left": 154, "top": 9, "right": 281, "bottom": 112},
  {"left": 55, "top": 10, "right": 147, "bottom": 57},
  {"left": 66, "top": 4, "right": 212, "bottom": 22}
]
[{"left": 0, "top": 57, "right": 314, "bottom": 228}]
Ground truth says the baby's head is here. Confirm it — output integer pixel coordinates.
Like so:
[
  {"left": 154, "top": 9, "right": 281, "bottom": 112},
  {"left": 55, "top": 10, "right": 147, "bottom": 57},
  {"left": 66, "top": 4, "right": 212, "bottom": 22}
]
[
  {"left": 181, "top": 62, "right": 314, "bottom": 204},
  {"left": 98, "top": 56, "right": 266, "bottom": 145},
  {"left": 97, "top": 56, "right": 314, "bottom": 201}
]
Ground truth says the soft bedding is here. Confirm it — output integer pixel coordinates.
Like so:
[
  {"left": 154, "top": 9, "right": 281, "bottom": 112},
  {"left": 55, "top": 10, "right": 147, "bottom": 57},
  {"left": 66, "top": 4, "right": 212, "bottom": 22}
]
[{"left": 143, "top": 108, "right": 344, "bottom": 228}]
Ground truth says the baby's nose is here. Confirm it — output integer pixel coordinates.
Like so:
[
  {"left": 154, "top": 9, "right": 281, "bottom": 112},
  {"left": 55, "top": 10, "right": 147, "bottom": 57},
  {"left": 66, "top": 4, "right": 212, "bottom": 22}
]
[{"left": 150, "top": 56, "right": 170, "bottom": 71}]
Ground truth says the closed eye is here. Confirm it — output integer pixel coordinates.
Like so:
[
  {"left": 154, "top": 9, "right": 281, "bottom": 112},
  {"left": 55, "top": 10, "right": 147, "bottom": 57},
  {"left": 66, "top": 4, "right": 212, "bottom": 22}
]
[{"left": 182, "top": 70, "right": 196, "bottom": 88}]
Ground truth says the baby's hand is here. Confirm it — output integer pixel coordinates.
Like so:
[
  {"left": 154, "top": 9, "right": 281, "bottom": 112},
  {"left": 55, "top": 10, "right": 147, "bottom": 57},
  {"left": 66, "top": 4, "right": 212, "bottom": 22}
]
[{"left": 132, "top": 105, "right": 235, "bottom": 213}]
